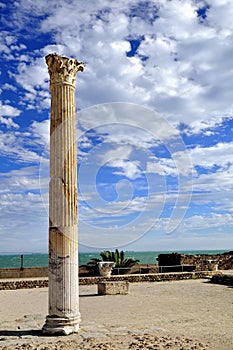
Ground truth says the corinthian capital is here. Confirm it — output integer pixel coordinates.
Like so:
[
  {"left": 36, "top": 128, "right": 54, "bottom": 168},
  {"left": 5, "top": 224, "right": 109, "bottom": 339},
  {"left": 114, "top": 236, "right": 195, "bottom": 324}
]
[{"left": 45, "top": 53, "right": 85, "bottom": 86}]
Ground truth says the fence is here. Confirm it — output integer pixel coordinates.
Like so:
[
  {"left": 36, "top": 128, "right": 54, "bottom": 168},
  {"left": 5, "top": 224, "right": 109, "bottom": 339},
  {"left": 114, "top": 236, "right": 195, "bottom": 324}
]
[{"left": 113, "top": 264, "right": 196, "bottom": 275}]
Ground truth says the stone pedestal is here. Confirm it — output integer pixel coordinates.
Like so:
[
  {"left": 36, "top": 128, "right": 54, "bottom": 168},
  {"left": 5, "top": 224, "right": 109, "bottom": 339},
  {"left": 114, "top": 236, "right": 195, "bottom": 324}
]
[
  {"left": 42, "top": 53, "right": 85, "bottom": 335},
  {"left": 98, "top": 281, "right": 129, "bottom": 295}
]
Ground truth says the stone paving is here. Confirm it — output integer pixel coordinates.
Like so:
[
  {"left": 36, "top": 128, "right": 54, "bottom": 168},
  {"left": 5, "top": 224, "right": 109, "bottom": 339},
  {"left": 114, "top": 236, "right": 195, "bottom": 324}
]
[{"left": 0, "top": 279, "right": 232, "bottom": 349}]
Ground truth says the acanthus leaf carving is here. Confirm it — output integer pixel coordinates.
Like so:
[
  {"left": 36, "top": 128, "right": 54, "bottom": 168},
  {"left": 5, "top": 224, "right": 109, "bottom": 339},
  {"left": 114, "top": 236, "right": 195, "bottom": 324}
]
[{"left": 46, "top": 53, "right": 85, "bottom": 86}]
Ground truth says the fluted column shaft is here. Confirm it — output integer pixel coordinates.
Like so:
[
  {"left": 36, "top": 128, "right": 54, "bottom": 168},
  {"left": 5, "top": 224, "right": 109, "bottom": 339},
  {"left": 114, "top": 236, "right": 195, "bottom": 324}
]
[{"left": 43, "top": 53, "right": 85, "bottom": 335}]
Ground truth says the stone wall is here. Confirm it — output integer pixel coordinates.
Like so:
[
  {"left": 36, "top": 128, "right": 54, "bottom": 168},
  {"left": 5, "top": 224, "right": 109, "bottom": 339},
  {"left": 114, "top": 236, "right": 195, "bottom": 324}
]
[
  {"left": 157, "top": 252, "right": 233, "bottom": 271},
  {"left": 0, "top": 267, "right": 48, "bottom": 279},
  {"left": 79, "top": 271, "right": 218, "bottom": 285},
  {"left": 0, "top": 271, "right": 219, "bottom": 290},
  {"left": 0, "top": 278, "right": 48, "bottom": 290}
]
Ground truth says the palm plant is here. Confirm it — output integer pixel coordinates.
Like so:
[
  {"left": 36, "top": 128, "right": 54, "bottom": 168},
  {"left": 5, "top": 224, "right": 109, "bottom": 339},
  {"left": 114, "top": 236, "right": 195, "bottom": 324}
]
[
  {"left": 86, "top": 257, "right": 102, "bottom": 275},
  {"left": 86, "top": 249, "right": 139, "bottom": 275},
  {"left": 100, "top": 249, "right": 139, "bottom": 268}
]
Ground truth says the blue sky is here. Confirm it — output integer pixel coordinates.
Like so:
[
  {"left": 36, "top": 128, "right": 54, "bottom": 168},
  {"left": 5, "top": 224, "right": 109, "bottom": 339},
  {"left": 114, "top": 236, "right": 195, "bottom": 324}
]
[{"left": 1, "top": 0, "right": 233, "bottom": 253}]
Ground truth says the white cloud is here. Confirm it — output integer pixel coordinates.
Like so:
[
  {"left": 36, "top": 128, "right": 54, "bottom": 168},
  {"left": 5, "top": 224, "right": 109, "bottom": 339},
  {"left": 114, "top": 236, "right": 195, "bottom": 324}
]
[
  {"left": 181, "top": 213, "right": 233, "bottom": 231},
  {"left": 2, "top": 83, "right": 17, "bottom": 92},
  {"left": 0, "top": 117, "right": 50, "bottom": 163},
  {"left": 190, "top": 141, "right": 233, "bottom": 169},
  {"left": 112, "top": 159, "right": 142, "bottom": 180},
  {"left": 4, "top": 0, "right": 233, "bottom": 133},
  {"left": 0, "top": 101, "right": 21, "bottom": 118},
  {"left": 0, "top": 164, "right": 49, "bottom": 252},
  {"left": 29, "top": 119, "right": 50, "bottom": 148},
  {"left": 0, "top": 130, "right": 40, "bottom": 162},
  {"left": 1, "top": 0, "right": 233, "bottom": 251},
  {"left": 192, "top": 165, "right": 233, "bottom": 194},
  {"left": 207, "top": 0, "right": 233, "bottom": 32},
  {"left": 0, "top": 191, "right": 48, "bottom": 252},
  {"left": 0, "top": 117, "right": 19, "bottom": 129},
  {"left": 0, "top": 166, "right": 42, "bottom": 192}
]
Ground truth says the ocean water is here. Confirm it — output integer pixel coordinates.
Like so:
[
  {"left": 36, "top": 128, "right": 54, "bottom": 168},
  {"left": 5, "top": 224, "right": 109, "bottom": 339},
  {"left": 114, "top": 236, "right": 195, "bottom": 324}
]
[{"left": 0, "top": 250, "right": 229, "bottom": 269}]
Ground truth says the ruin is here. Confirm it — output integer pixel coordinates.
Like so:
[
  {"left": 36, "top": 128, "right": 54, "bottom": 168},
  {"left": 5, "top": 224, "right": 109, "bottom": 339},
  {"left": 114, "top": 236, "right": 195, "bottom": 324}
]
[
  {"left": 42, "top": 53, "right": 85, "bottom": 335},
  {"left": 157, "top": 252, "right": 233, "bottom": 272}
]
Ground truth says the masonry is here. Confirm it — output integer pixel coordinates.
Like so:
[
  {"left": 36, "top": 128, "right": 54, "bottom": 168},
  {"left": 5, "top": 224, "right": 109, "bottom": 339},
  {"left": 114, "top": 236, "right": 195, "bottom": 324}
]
[
  {"left": 0, "top": 271, "right": 220, "bottom": 290},
  {"left": 157, "top": 252, "right": 233, "bottom": 271},
  {"left": 42, "top": 53, "right": 85, "bottom": 335}
]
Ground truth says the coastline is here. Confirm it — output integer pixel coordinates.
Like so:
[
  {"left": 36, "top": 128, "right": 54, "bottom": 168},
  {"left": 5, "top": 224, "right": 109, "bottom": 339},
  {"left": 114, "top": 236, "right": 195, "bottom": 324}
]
[{"left": 0, "top": 249, "right": 230, "bottom": 269}]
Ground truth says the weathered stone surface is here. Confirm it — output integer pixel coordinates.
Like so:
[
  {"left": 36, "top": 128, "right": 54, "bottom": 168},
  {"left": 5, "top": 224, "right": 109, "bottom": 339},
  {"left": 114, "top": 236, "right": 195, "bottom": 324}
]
[
  {"left": 46, "top": 53, "right": 85, "bottom": 86},
  {"left": 98, "top": 262, "right": 115, "bottom": 277},
  {"left": 0, "top": 270, "right": 221, "bottom": 290},
  {"left": 98, "top": 281, "right": 129, "bottom": 295},
  {"left": 42, "top": 53, "right": 84, "bottom": 335},
  {"left": 157, "top": 252, "right": 233, "bottom": 271}
]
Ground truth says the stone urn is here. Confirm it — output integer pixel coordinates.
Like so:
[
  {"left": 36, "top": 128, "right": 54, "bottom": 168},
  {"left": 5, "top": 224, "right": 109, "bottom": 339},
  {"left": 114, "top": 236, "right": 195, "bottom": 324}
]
[{"left": 98, "top": 261, "right": 115, "bottom": 277}]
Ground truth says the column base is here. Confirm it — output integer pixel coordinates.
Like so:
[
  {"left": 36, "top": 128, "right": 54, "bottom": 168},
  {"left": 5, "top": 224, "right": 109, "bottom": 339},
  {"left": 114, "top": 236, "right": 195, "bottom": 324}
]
[{"left": 42, "top": 315, "right": 81, "bottom": 335}]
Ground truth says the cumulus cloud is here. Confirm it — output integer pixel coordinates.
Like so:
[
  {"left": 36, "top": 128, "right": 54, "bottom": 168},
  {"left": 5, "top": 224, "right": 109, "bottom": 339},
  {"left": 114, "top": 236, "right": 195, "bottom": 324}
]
[
  {"left": 1, "top": 0, "right": 233, "bottom": 251},
  {"left": 190, "top": 142, "right": 233, "bottom": 169},
  {"left": 0, "top": 101, "right": 21, "bottom": 128},
  {"left": 0, "top": 101, "right": 21, "bottom": 117},
  {"left": 4, "top": 0, "right": 233, "bottom": 129},
  {"left": 0, "top": 117, "right": 19, "bottom": 129},
  {"left": 29, "top": 119, "right": 50, "bottom": 148},
  {"left": 0, "top": 190, "right": 48, "bottom": 252}
]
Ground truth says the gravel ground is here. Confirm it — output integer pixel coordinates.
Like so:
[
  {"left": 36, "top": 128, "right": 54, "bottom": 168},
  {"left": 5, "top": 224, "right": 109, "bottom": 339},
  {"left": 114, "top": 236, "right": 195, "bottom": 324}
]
[{"left": 0, "top": 279, "right": 232, "bottom": 349}]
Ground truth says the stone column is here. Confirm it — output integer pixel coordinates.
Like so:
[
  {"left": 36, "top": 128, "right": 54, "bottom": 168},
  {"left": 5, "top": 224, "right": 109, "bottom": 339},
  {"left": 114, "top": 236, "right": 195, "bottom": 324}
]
[{"left": 43, "top": 53, "right": 85, "bottom": 335}]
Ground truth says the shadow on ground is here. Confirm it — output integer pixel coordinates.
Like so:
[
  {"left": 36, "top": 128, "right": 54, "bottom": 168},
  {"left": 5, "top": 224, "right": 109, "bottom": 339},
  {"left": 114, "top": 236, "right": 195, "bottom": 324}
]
[
  {"left": 0, "top": 329, "right": 42, "bottom": 337},
  {"left": 79, "top": 294, "right": 99, "bottom": 298}
]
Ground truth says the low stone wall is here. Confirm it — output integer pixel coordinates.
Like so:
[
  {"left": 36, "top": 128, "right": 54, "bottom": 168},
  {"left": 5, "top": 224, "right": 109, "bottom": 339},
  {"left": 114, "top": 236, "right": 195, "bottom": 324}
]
[
  {"left": 0, "top": 267, "right": 48, "bottom": 279},
  {"left": 210, "top": 273, "right": 233, "bottom": 286},
  {"left": 0, "top": 271, "right": 219, "bottom": 290},
  {"left": 0, "top": 278, "right": 48, "bottom": 290},
  {"left": 79, "top": 271, "right": 218, "bottom": 285}
]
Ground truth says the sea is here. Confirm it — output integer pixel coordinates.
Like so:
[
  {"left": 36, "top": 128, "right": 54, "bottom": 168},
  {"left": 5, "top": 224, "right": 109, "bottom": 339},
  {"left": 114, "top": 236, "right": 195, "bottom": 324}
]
[{"left": 0, "top": 250, "right": 230, "bottom": 269}]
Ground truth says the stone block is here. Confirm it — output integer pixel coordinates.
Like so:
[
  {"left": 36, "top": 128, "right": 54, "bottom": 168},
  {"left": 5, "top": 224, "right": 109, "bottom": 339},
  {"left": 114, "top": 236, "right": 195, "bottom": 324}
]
[{"left": 98, "top": 281, "right": 129, "bottom": 295}]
